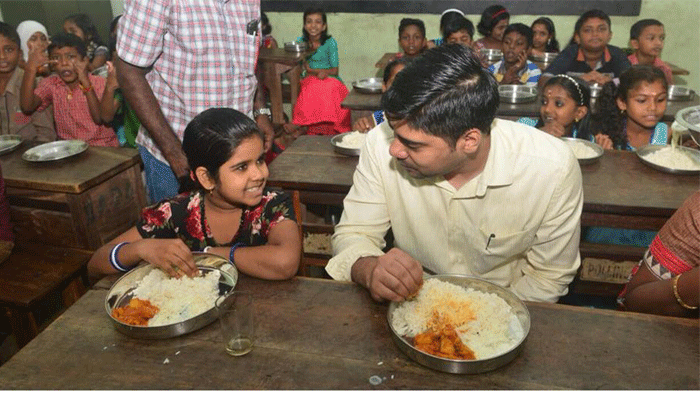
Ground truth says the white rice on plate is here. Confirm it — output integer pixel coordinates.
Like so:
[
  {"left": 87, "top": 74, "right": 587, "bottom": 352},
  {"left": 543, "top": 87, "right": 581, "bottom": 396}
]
[
  {"left": 132, "top": 268, "right": 221, "bottom": 327},
  {"left": 566, "top": 140, "right": 599, "bottom": 159},
  {"left": 337, "top": 131, "right": 366, "bottom": 149},
  {"left": 391, "top": 279, "right": 524, "bottom": 360},
  {"left": 642, "top": 147, "right": 700, "bottom": 171}
]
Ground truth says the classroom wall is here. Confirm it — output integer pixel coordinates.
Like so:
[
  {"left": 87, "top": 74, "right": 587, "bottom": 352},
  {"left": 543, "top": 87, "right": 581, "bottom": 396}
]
[{"left": 108, "top": 0, "right": 699, "bottom": 90}]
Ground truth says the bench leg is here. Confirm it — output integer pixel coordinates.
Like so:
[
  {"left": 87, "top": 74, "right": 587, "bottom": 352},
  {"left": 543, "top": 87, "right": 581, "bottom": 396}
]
[{"left": 3, "top": 306, "right": 38, "bottom": 349}]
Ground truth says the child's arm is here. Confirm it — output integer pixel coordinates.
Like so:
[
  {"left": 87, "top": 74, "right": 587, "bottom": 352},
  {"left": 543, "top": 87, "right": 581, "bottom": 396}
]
[
  {"left": 99, "top": 61, "right": 121, "bottom": 123},
  {"left": 304, "top": 62, "right": 338, "bottom": 80},
  {"left": 74, "top": 58, "right": 104, "bottom": 124},
  {"left": 89, "top": 53, "right": 108, "bottom": 72},
  {"left": 304, "top": 38, "right": 340, "bottom": 79},
  {"left": 19, "top": 44, "right": 48, "bottom": 114}
]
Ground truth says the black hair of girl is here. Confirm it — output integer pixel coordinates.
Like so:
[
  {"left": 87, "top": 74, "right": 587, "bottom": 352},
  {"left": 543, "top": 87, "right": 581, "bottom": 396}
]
[
  {"left": 476, "top": 4, "right": 509, "bottom": 38},
  {"left": 261, "top": 12, "right": 272, "bottom": 36},
  {"left": 382, "top": 57, "right": 411, "bottom": 84},
  {"left": 531, "top": 17, "right": 559, "bottom": 52},
  {"left": 591, "top": 65, "right": 668, "bottom": 149},
  {"left": 569, "top": 9, "right": 611, "bottom": 46},
  {"left": 443, "top": 17, "right": 475, "bottom": 41},
  {"left": 537, "top": 75, "right": 593, "bottom": 141},
  {"left": 182, "top": 108, "right": 264, "bottom": 188},
  {"left": 64, "top": 13, "right": 104, "bottom": 47},
  {"left": 503, "top": 23, "right": 533, "bottom": 48},
  {"left": 302, "top": 8, "right": 330, "bottom": 46},
  {"left": 440, "top": 11, "right": 465, "bottom": 35},
  {"left": 399, "top": 18, "right": 426, "bottom": 38}
]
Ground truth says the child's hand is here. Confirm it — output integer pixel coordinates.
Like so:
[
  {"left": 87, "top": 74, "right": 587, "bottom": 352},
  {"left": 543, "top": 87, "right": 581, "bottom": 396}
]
[
  {"left": 595, "top": 133, "right": 614, "bottom": 150},
  {"left": 105, "top": 61, "right": 119, "bottom": 90},
  {"left": 514, "top": 50, "right": 528, "bottom": 70},
  {"left": 72, "top": 57, "right": 90, "bottom": 85},
  {"left": 581, "top": 71, "right": 612, "bottom": 85},
  {"left": 352, "top": 117, "right": 374, "bottom": 133},
  {"left": 25, "top": 42, "right": 50, "bottom": 72},
  {"left": 134, "top": 238, "right": 199, "bottom": 278},
  {"left": 541, "top": 120, "right": 567, "bottom": 137}
]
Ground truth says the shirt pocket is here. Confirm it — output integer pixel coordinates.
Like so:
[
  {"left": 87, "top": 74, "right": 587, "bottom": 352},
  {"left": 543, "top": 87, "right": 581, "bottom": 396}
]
[{"left": 475, "top": 226, "right": 536, "bottom": 274}]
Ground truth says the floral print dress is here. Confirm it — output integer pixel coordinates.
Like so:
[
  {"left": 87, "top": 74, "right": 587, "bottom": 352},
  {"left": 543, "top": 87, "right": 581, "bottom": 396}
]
[{"left": 136, "top": 189, "right": 296, "bottom": 250}]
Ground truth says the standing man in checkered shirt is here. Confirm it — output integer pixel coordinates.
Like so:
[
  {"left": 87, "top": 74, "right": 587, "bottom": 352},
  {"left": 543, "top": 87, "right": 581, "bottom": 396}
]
[{"left": 116, "top": 0, "right": 274, "bottom": 204}]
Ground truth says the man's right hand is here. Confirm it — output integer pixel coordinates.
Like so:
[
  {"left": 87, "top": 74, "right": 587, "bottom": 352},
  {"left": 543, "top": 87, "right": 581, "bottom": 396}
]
[{"left": 351, "top": 248, "right": 423, "bottom": 303}]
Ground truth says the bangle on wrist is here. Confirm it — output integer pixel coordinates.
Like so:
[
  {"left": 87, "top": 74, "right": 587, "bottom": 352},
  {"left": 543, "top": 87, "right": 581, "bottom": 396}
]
[
  {"left": 229, "top": 242, "right": 244, "bottom": 264},
  {"left": 672, "top": 274, "right": 698, "bottom": 310},
  {"left": 109, "top": 242, "right": 133, "bottom": 272},
  {"left": 79, "top": 82, "right": 92, "bottom": 93}
]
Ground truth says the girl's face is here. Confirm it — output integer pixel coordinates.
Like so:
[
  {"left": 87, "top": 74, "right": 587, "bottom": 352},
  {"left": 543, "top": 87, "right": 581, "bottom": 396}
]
[
  {"left": 540, "top": 84, "right": 587, "bottom": 132},
  {"left": 63, "top": 20, "right": 85, "bottom": 40},
  {"left": 304, "top": 13, "right": 326, "bottom": 40},
  {"left": 490, "top": 18, "right": 509, "bottom": 41},
  {"left": 618, "top": 80, "right": 667, "bottom": 131},
  {"left": 399, "top": 25, "right": 426, "bottom": 56},
  {"left": 211, "top": 136, "right": 269, "bottom": 208},
  {"left": 531, "top": 23, "right": 551, "bottom": 51},
  {"left": 28, "top": 31, "right": 49, "bottom": 51},
  {"left": 446, "top": 29, "right": 472, "bottom": 47}
]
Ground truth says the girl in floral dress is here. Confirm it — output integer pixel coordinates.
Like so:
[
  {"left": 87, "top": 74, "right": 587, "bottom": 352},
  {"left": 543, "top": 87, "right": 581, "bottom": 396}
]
[{"left": 88, "top": 108, "right": 301, "bottom": 280}]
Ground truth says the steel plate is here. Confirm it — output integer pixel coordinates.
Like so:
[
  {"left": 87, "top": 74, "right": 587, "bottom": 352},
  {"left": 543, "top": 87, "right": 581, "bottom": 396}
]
[
  {"left": 675, "top": 105, "right": 700, "bottom": 147},
  {"left": 387, "top": 275, "right": 530, "bottom": 374},
  {"left": 105, "top": 253, "right": 238, "bottom": 339},
  {"left": 284, "top": 41, "right": 307, "bottom": 52},
  {"left": 498, "top": 85, "right": 537, "bottom": 104},
  {"left": 331, "top": 131, "right": 365, "bottom": 156},
  {"left": 667, "top": 85, "right": 693, "bottom": 102},
  {"left": 560, "top": 137, "right": 604, "bottom": 165},
  {"left": 352, "top": 77, "right": 383, "bottom": 94},
  {"left": 22, "top": 140, "right": 88, "bottom": 162},
  {"left": 528, "top": 52, "right": 558, "bottom": 63},
  {"left": 0, "top": 135, "right": 22, "bottom": 155},
  {"left": 479, "top": 48, "right": 503, "bottom": 65},
  {"left": 636, "top": 144, "right": 700, "bottom": 175}
]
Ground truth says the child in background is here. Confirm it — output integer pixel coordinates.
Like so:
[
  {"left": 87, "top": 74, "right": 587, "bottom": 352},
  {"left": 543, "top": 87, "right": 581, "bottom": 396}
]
[
  {"left": 352, "top": 58, "right": 410, "bottom": 133},
  {"left": 443, "top": 16, "right": 475, "bottom": 47},
  {"left": 63, "top": 14, "right": 108, "bottom": 73},
  {"left": 473, "top": 4, "right": 510, "bottom": 51},
  {"left": 261, "top": 12, "right": 278, "bottom": 49},
  {"left": 100, "top": 59, "right": 139, "bottom": 148},
  {"left": 531, "top": 17, "right": 560, "bottom": 55},
  {"left": 628, "top": 19, "right": 673, "bottom": 85},
  {"left": 488, "top": 23, "right": 541, "bottom": 86},
  {"left": 428, "top": 9, "right": 465, "bottom": 48},
  {"left": 285, "top": 8, "right": 351, "bottom": 136},
  {"left": 87, "top": 108, "right": 301, "bottom": 280},
  {"left": 543, "top": 9, "right": 630, "bottom": 85},
  {"left": 16, "top": 20, "right": 49, "bottom": 73},
  {"left": 396, "top": 18, "right": 427, "bottom": 59},
  {"left": 0, "top": 22, "right": 55, "bottom": 141},
  {"left": 517, "top": 75, "right": 593, "bottom": 141},
  {"left": 592, "top": 65, "right": 668, "bottom": 150},
  {"left": 20, "top": 33, "right": 118, "bottom": 147}
]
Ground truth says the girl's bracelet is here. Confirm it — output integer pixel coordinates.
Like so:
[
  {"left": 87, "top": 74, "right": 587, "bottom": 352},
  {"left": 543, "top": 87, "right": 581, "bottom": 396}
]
[
  {"left": 229, "top": 242, "right": 245, "bottom": 264},
  {"left": 109, "top": 242, "right": 133, "bottom": 272},
  {"left": 672, "top": 274, "right": 698, "bottom": 310}
]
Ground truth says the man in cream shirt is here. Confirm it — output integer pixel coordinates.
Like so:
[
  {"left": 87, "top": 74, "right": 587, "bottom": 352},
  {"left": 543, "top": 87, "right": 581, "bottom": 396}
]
[{"left": 326, "top": 45, "right": 583, "bottom": 303}]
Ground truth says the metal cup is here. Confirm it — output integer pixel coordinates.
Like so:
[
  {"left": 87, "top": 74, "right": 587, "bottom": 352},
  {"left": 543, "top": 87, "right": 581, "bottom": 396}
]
[{"left": 216, "top": 291, "right": 254, "bottom": 356}]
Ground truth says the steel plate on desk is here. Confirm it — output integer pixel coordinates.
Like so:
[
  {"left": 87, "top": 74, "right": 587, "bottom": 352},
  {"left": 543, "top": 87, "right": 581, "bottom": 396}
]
[
  {"left": 675, "top": 105, "right": 700, "bottom": 147},
  {"left": 387, "top": 275, "right": 530, "bottom": 374},
  {"left": 0, "top": 135, "right": 22, "bottom": 155},
  {"left": 105, "top": 253, "right": 237, "bottom": 339},
  {"left": 331, "top": 131, "right": 365, "bottom": 156},
  {"left": 22, "top": 140, "right": 87, "bottom": 162},
  {"left": 636, "top": 144, "right": 700, "bottom": 175},
  {"left": 560, "top": 137, "right": 604, "bottom": 165},
  {"left": 667, "top": 85, "right": 694, "bottom": 102},
  {"left": 352, "top": 78, "right": 383, "bottom": 94},
  {"left": 498, "top": 85, "right": 537, "bottom": 104}
]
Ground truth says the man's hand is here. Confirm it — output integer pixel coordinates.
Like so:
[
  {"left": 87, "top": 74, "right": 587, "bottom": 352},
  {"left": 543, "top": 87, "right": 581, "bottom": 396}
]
[{"left": 351, "top": 248, "right": 423, "bottom": 302}]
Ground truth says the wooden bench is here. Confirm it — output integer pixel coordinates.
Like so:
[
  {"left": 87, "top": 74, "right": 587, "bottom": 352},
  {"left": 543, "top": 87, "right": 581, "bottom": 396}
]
[{"left": 0, "top": 243, "right": 93, "bottom": 349}]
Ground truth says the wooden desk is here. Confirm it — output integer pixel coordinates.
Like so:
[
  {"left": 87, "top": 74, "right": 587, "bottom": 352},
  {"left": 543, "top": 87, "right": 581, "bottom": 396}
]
[
  {"left": 0, "top": 275, "right": 696, "bottom": 389},
  {"left": 269, "top": 136, "right": 699, "bottom": 230},
  {"left": 0, "top": 143, "right": 146, "bottom": 250},
  {"left": 259, "top": 48, "right": 313, "bottom": 124}
]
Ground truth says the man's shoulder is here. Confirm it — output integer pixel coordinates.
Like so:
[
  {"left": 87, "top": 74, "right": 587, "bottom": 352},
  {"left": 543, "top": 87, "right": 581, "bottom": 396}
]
[{"left": 492, "top": 119, "right": 575, "bottom": 166}]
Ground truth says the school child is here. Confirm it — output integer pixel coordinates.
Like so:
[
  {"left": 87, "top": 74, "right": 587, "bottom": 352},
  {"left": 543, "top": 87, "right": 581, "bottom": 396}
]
[
  {"left": 488, "top": 23, "right": 541, "bottom": 86},
  {"left": 63, "top": 13, "right": 109, "bottom": 73},
  {"left": 443, "top": 16, "right": 475, "bottom": 47},
  {"left": 396, "top": 18, "right": 427, "bottom": 58},
  {"left": 87, "top": 107, "right": 301, "bottom": 280},
  {"left": 428, "top": 9, "right": 465, "bottom": 48},
  {"left": 261, "top": 12, "right": 278, "bottom": 49},
  {"left": 15, "top": 20, "right": 48, "bottom": 73},
  {"left": 531, "top": 17, "right": 560, "bottom": 55},
  {"left": 473, "top": 4, "right": 510, "bottom": 51},
  {"left": 351, "top": 58, "right": 410, "bottom": 133},
  {"left": 628, "top": 19, "right": 673, "bottom": 85},
  {"left": 584, "top": 65, "right": 670, "bottom": 248},
  {"left": 543, "top": 9, "right": 631, "bottom": 85},
  {"left": 284, "top": 8, "right": 351, "bottom": 136},
  {"left": 0, "top": 22, "right": 55, "bottom": 141},
  {"left": 517, "top": 74, "right": 593, "bottom": 141},
  {"left": 99, "top": 59, "right": 139, "bottom": 148},
  {"left": 20, "top": 33, "right": 118, "bottom": 147}
]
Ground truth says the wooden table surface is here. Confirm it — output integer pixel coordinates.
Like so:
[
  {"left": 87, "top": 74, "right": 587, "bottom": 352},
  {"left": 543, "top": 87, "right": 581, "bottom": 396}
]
[
  {"left": 269, "top": 135, "right": 699, "bottom": 230},
  {"left": 0, "top": 142, "right": 141, "bottom": 194},
  {"left": 0, "top": 275, "right": 696, "bottom": 389},
  {"left": 259, "top": 48, "right": 315, "bottom": 125}
]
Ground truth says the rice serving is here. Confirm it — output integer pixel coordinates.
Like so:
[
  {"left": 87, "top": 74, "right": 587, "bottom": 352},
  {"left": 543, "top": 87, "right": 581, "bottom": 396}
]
[
  {"left": 132, "top": 268, "right": 221, "bottom": 327},
  {"left": 642, "top": 147, "right": 700, "bottom": 171},
  {"left": 391, "top": 279, "right": 524, "bottom": 360},
  {"left": 566, "top": 140, "right": 599, "bottom": 159},
  {"left": 337, "top": 131, "right": 366, "bottom": 149}
]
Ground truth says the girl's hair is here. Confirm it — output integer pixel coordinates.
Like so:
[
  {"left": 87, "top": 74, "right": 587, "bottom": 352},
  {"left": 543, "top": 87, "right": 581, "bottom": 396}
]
[
  {"left": 261, "top": 12, "right": 272, "bottom": 36},
  {"left": 591, "top": 65, "right": 668, "bottom": 149},
  {"left": 439, "top": 10, "right": 465, "bottom": 35},
  {"left": 302, "top": 8, "right": 330, "bottom": 46},
  {"left": 182, "top": 108, "right": 264, "bottom": 188},
  {"left": 382, "top": 57, "right": 411, "bottom": 84},
  {"left": 64, "top": 13, "right": 104, "bottom": 47},
  {"left": 531, "top": 17, "right": 560, "bottom": 52},
  {"left": 538, "top": 75, "right": 593, "bottom": 141},
  {"left": 443, "top": 16, "right": 475, "bottom": 41},
  {"left": 569, "top": 9, "right": 610, "bottom": 46},
  {"left": 503, "top": 23, "right": 533, "bottom": 48},
  {"left": 399, "top": 18, "right": 426, "bottom": 38},
  {"left": 476, "top": 4, "right": 509, "bottom": 37}
]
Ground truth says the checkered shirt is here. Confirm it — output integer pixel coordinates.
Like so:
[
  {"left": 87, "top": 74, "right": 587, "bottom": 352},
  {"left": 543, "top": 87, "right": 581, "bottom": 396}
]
[
  {"left": 117, "top": 0, "right": 260, "bottom": 164},
  {"left": 35, "top": 75, "right": 118, "bottom": 147}
]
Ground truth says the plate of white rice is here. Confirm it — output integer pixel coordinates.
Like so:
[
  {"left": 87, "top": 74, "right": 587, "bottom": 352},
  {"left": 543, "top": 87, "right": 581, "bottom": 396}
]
[
  {"left": 387, "top": 275, "right": 530, "bottom": 374},
  {"left": 560, "top": 137, "right": 604, "bottom": 165},
  {"left": 331, "top": 131, "right": 366, "bottom": 156},
  {"left": 636, "top": 144, "right": 700, "bottom": 175},
  {"left": 105, "top": 253, "right": 237, "bottom": 339}
]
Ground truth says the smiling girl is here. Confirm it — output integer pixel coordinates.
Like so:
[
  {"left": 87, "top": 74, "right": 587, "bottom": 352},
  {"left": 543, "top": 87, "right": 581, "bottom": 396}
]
[{"left": 88, "top": 108, "right": 301, "bottom": 280}]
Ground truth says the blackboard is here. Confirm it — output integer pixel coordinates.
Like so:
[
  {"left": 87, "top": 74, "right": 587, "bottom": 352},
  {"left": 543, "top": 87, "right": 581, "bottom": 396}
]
[{"left": 262, "top": 0, "right": 642, "bottom": 16}]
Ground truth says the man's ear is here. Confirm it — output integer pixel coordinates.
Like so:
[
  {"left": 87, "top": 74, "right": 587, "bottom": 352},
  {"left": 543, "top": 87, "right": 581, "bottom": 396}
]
[
  {"left": 194, "top": 166, "right": 215, "bottom": 191},
  {"left": 456, "top": 128, "right": 483, "bottom": 153}
]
